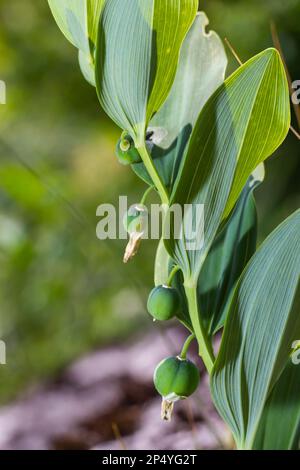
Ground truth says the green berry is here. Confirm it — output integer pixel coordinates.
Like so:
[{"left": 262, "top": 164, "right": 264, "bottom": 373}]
[
  {"left": 115, "top": 132, "right": 141, "bottom": 165},
  {"left": 154, "top": 356, "right": 200, "bottom": 400},
  {"left": 147, "top": 285, "right": 179, "bottom": 321}
]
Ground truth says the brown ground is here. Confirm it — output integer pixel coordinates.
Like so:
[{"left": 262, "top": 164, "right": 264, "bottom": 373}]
[{"left": 0, "top": 327, "right": 231, "bottom": 450}]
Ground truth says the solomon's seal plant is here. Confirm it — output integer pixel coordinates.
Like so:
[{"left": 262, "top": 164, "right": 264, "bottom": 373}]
[{"left": 49, "top": 0, "right": 300, "bottom": 450}]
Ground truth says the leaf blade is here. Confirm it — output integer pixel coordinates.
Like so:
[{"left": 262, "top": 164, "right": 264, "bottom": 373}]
[
  {"left": 95, "top": 0, "right": 197, "bottom": 138},
  {"left": 48, "top": 0, "right": 89, "bottom": 52},
  {"left": 48, "top": 0, "right": 105, "bottom": 86},
  {"left": 199, "top": 167, "right": 263, "bottom": 336},
  {"left": 146, "top": 2, "right": 204, "bottom": 124},
  {"left": 48, "top": 0, "right": 104, "bottom": 54},
  {"left": 132, "top": 12, "right": 227, "bottom": 190},
  {"left": 164, "top": 48, "right": 290, "bottom": 280},
  {"left": 211, "top": 210, "right": 300, "bottom": 449},
  {"left": 253, "top": 362, "right": 300, "bottom": 450}
]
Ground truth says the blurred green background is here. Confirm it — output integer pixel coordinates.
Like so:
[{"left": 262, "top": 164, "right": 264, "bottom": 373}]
[{"left": 0, "top": 0, "right": 299, "bottom": 403}]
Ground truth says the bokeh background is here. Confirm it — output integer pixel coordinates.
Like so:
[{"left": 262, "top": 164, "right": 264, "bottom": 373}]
[{"left": 0, "top": 0, "right": 299, "bottom": 449}]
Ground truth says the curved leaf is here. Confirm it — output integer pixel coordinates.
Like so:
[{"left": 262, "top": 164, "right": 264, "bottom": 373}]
[
  {"left": 87, "top": 0, "right": 106, "bottom": 50},
  {"left": 132, "top": 12, "right": 227, "bottom": 190},
  {"left": 211, "top": 210, "right": 300, "bottom": 449},
  {"left": 78, "top": 49, "right": 96, "bottom": 86},
  {"left": 155, "top": 168, "right": 263, "bottom": 337},
  {"left": 199, "top": 166, "right": 264, "bottom": 336},
  {"left": 164, "top": 48, "right": 290, "bottom": 281},
  {"left": 48, "top": 0, "right": 104, "bottom": 52},
  {"left": 49, "top": 0, "right": 89, "bottom": 52},
  {"left": 95, "top": 0, "right": 197, "bottom": 139},
  {"left": 253, "top": 361, "right": 300, "bottom": 450},
  {"left": 48, "top": 0, "right": 105, "bottom": 85}
]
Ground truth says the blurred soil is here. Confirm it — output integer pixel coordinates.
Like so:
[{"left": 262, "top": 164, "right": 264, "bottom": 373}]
[{"left": 0, "top": 328, "right": 230, "bottom": 450}]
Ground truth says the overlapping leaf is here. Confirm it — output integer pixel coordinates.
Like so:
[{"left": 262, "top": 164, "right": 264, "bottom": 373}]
[
  {"left": 253, "top": 361, "right": 300, "bottom": 450},
  {"left": 164, "top": 48, "right": 290, "bottom": 281},
  {"left": 198, "top": 165, "right": 264, "bottom": 336},
  {"left": 155, "top": 167, "right": 263, "bottom": 336},
  {"left": 95, "top": 0, "right": 197, "bottom": 140},
  {"left": 132, "top": 12, "right": 227, "bottom": 190},
  {"left": 211, "top": 210, "right": 300, "bottom": 449},
  {"left": 48, "top": 0, "right": 105, "bottom": 85},
  {"left": 48, "top": 0, "right": 104, "bottom": 52}
]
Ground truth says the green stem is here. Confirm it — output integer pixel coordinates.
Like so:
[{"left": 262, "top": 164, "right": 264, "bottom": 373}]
[
  {"left": 136, "top": 143, "right": 169, "bottom": 205},
  {"left": 180, "top": 334, "right": 195, "bottom": 360},
  {"left": 184, "top": 282, "right": 215, "bottom": 374},
  {"left": 167, "top": 265, "right": 180, "bottom": 286},
  {"left": 140, "top": 185, "right": 154, "bottom": 205}
]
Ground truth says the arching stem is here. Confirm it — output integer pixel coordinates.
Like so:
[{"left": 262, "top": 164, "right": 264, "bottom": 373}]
[
  {"left": 180, "top": 334, "right": 196, "bottom": 360},
  {"left": 184, "top": 282, "right": 215, "bottom": 374},
  {"left": 140, "top": 185, "right": 154, "bottom": 205},
  {"left": 136, "top": 143, "right": 169, "bottom": 205},
  {"left": 167, "top": 265, "right": 181, "bottom": 287}
]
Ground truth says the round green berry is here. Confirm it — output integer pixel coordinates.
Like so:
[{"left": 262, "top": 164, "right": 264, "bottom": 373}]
[
  {"left": 154, "top": 356, "right": 200, "bottom": 400},
  {"left": 147, "top": 285, "right": 180, "bottom": 321}
]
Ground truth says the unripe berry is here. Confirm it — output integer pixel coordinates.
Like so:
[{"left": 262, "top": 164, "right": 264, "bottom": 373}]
[
  {"left": 147, "top": 285, "right": 180, "bottom": 321},
  {"left": 154, "top": 356, "right": 200, "bottom": 401}
]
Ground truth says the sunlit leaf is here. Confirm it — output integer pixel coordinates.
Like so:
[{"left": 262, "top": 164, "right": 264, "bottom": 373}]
[
  {"left": 164, "top": 48, "right": 290, "bottom": 282},
  {"left": 48, "top": 0, "right": 104, "bottom": 52},
  {"left": 78, "top": 49, "right": 95, "bottom": 86},
  {"left": 95, "top": 0, "right": 197, "bottom": 140},
  {"left": 87, "top": 0, "right": 106, "bottom": 50},
  {"left": 48, "top": 0, "right": 105, "bottom": 85},
  {"left": 132, "top": 12, "right": 227, "bottom": 190},
  {"left": 211, "top": 210, "right": 300, "bottom": 449}
]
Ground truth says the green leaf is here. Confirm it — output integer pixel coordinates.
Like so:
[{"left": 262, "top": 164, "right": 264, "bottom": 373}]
[
  {"left": 48, "top": 0, "right": 105, "bottom": 86},
  {"left": 78, "top": 49, "right": 96, "bottom": 86},
  {"left": 155, "top": 168, "right": 263, "bottom": 336},
  {"left": 87, "top": 0, "right": 106, "bottom": 50},
  {"left": 49, "top": 0, "right": 89, "bottom": 52},
  {"left": 199, "top": 165, "right": 264, "bottom": 336},
  {"left": 211, "top": 210, "right": 300, "bottom": 449},
  {"left": 253, "top": 361, "right": 300, "bottom": 450},
  {"left": 164, "top": 48, "right": 290, "bottom": 281},
  {"left": 48, "top": 0, "right": 104, "bottom": 53},
  {"left": 95, "top": 0, "right": 197, "bottom": 140},
  {"left": 132, "top": 12, "right": 227, "bottom": 190}
]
